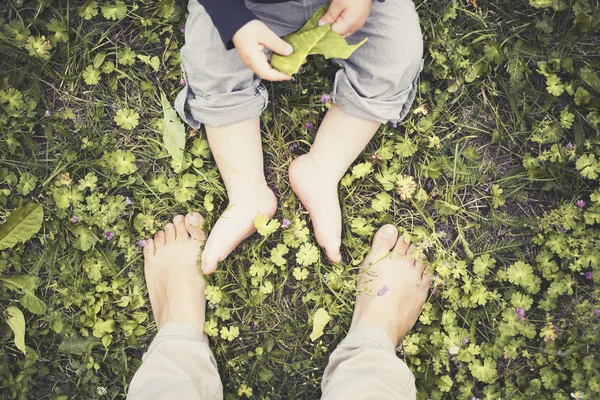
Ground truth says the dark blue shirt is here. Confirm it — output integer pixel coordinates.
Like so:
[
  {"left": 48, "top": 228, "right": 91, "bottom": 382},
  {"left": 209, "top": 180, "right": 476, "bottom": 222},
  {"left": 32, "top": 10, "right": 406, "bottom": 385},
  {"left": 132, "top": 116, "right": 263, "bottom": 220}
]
[{"left": 197, "top": 0, "right": 384, "bottom": 50}]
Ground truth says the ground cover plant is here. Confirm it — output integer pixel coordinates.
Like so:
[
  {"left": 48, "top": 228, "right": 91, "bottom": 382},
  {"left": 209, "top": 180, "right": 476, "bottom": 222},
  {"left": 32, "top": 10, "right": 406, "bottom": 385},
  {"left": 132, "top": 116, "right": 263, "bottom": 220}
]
[{"left": 1, "top": 0, "right": 599, "bottom": 398}]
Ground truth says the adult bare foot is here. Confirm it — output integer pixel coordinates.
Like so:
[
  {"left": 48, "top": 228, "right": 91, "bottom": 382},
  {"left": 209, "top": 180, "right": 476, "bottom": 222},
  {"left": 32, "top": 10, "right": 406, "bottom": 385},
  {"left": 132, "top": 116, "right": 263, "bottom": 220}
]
[
  {"left": 289, "top": 153, "right": 342, "bottom": 263},
  {"left": 201, "top": 184, "right": 277, "bottom": 274},
  {"left": 143, "top": 212, "right": 207, "bottom": 330},
  {"left": 350, "top": 224, "right": 431, "bottom": 347}
]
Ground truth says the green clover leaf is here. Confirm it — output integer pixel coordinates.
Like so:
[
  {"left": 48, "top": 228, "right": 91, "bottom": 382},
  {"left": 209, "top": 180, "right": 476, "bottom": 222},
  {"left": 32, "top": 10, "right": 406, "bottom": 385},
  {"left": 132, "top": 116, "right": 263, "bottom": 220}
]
[{"left": 114, "top": 108, "right": 140, "bottom": 130}]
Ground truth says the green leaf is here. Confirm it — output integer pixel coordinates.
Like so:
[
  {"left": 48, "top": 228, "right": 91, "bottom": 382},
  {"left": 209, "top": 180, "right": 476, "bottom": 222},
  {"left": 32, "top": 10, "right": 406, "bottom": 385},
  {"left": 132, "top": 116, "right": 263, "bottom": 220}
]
[
  {"left": 372, "top": 192, "right": 392, "bottom": 212},
  {"left": 174, "top": 174, "right": 198, "bottom": 203},
  {"left": 559, "top": 109, "right": 575, "bottom": 128},
  {"left": 72, "top": 225, "right": 99, "bottom": 252},
  {"left": 270, "top": 244, "right": 289, "bottom": 267},
  {"left": 296, "top": 243, "right": 319, "bottom": 266},
  {"left": 25, "top": 36, "right": 52, "bottom": 60},
  {"left": 82, "top": 65, "right": 101, "bottom": 85},
  {"left": 160, "top": 91, "right": 186, "bottom": 170},
  {"left": 220, "top": 326, "right": 240, "bottom": 341},
  {"left": 529, "top": 0, "right": 553, "bottom": 9},
  {"left": 255, "top": 214, "right": 281, "bottom": 236},
  {"left": 58, "top": 335, "right": 99, "bottom": 355},
  {"left": 101, "top": 1, "right": 127, "bottom": 20},
  {"left": 351, "top": 217, "right": 375, "bottom": 236},
  {"left": 395, "top": 138, "right": 418, "bottom": 158},
  {"left": 93, "top": 52, "right": 106, "bottom": 69},
  {"left": 0, "top": 88, "right": 24, "bottom": 111},
  {"left": 78, "top": 0, "right": 99, "bottom": 20},
  {"left": 351, "top": 162, "right": 373, "bottom": 179},
  {"left": 580, "top": 66, "right": 600, "bottom": 93},
  {"left": 5, "top": 306, "right": 26, "bottom": 355},
  {"left": 271, "top": 5, "right": 367, "bottom": 76},
  {"left": 293, "top": 267, "right": 309, "bottom": 280},
  {"left": 1, "top": 275, "right": 46, "bottom": 315},
  {"left": 574, "top": 87, "right": 591, "bottom": 106},
  {"left": 0, "top": 203, "right": 43, "bottom": 251},
  {"left": 469, "top": 358, "right": 497, "bottom": 383},
  {"left": 138, "top": 55, "right": 160, "bottom": 72},
  {"left": 114, "top": 108, "right": 140, "bottom": 130},
  {"left": 109, "top": 150, "right": 137, "bottom": 175},
  {"left": 576, "top": 153, "right": 600, "bottom": 179},
  {"left": 546, "top": 74, "right": 564, "bottom": 96},
  {"left": 203, "top": 319, "right": 219, "bottom": 337},
  {"left": 309, "top": 308, "right": 331, "bottom": 341},
  {"left": 118, "top": 47, "right": 137, "bottom": 66},
  {"left": 507, "top": 261, "right": 534, "bottom": 287}
]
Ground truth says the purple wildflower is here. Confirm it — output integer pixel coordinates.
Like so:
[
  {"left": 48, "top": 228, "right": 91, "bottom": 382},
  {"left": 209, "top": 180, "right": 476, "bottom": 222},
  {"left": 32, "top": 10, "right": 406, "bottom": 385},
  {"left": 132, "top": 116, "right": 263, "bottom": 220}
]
[
  {"left": 138, "top": 239, "right": 148, "bottom": 247},
  {"left": 44, "top": 110, "right": 52, "bottom": 117},
  {"left": 557, "top": 349, "right": 564, "bottom": 357},
  {"left": 391, "top": 122, "right": 398, "bottom": 129},
  {"left": 561, "top": 227, "right": 567, "bottom": 233},
  {"left": 566, "top": 142, "right": 574, "bottom": 150},
  {"left": 288, "top": 142, "right": 298, "bottom": 151},
  {"left": 281, "top": 218, "right": 290, "bottom": 228},
  {"left": 576, "top": 199, "right": 585, "bottom": 208},
  {"left": 320, "top": 93, "right": 331, "bottom": 103},
  {"left": 462, "top": 338, "right": 470, "bottom": 344},
  {"left": 305, "top": 122, "right": 314, "bottom": 130},
  {"left": 104, "top": 231, "right": 114, "bottom": 241},
  {"left": 585, "top": 271, "right": 593, "bottom": 280},
  {"left": 125, "top": 196, "right": 133, "bottom": 205},
  {"left": 377, "top": 285, "right": 390, "bottom": 296},
  {"left": 595, "top": 309, "right": 600, "bottom": 318},
  {"left": 516, "top": 307, "right": 525, "bottom": 321},
  {"left": 71, "top": 215, "right": 79, "bottom": 223},
  {"left": 180, "top": 78, "right": 186, "bottom": 86},
  {"left": 180, "top": 27, "right": 185, "bottom": 34}
]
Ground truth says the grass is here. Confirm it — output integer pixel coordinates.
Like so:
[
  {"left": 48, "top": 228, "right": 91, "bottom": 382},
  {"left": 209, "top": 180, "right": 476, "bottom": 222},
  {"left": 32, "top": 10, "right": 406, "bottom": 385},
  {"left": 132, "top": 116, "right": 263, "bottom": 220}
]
[{"left": 1, "top": 0, "right": 599, "bottom": 399}]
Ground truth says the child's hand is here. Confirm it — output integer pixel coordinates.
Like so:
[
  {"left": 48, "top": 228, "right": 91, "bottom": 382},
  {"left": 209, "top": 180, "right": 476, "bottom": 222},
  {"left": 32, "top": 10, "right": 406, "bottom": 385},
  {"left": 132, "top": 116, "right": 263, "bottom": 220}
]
[
  {"left": 232, "top": 20, "right": 294, "bottom": 81},
  {"left": 318, "top": 0, "right": 374, "bottom": 38}
]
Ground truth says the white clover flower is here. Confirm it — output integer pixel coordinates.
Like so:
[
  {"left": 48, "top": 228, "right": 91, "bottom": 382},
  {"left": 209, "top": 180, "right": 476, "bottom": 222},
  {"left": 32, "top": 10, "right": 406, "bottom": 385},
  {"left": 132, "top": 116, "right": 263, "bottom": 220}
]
[
  {"left": 97, "top": 386, "right": 108, "bottom": 396},
  {"left": 448, "top": 345, "right": 460, "bottom": 355}
]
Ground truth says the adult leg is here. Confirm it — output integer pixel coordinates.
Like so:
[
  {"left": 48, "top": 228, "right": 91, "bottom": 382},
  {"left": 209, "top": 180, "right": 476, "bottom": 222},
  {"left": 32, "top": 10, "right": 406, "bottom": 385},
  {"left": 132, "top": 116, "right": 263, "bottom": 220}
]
[
  {"left": 127, "top": 213, "right": 223, "bottom": 400},
  {"left": 290, "top": 0, "right": 424, "bottom": 262},
  {"left": 321, "top": 225, "right": 431, "bottom": 399}
]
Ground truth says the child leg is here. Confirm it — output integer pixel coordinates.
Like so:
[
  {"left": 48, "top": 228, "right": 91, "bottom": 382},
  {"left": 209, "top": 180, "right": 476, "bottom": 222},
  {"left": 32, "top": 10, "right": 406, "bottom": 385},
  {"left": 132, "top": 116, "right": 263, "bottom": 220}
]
[
  {"left": 202, "top": 119, "right": 277, "bottom": 274},
  {"left": 290, "top": 0, "right": 424, "bottom": 261},
  {"left": 175, "top": 0, "right": 305, "bottom": 273},
  {"left": 289, "top": 106, "right": 380, "bottom": 262}
]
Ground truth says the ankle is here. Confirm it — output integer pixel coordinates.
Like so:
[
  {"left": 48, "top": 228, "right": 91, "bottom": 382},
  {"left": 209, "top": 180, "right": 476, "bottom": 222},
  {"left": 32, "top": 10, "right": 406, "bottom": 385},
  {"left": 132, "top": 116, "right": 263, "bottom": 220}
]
[
  {"left": 306, "top": 152, "right": 344, "bottom": 184},
  {"left": 226, "top": 180, "right": 270, "bottom": 200}
]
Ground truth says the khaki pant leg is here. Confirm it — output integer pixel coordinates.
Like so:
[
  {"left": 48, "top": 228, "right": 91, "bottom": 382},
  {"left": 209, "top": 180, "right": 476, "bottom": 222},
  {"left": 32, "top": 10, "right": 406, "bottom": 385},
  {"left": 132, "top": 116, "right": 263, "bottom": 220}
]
[
  {"left": 127, "top": 323, "right": 223, "bottom": 400},
  {"left": 321, "top": 326, "right": 416, "bottom": 400}
]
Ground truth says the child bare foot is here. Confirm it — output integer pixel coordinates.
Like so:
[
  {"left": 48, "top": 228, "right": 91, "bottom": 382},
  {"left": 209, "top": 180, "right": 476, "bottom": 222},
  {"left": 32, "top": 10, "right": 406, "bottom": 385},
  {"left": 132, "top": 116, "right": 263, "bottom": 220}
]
[
  {"left": 143, "top": 212, "right": 207, "bottom": 330},
  {"left": 350, "top": 224, "right": 431, "bottom": 347},
  {"left": 289, "top": 153, "right": 342, "bottom": 263},
  {"left": 201, "top": 184, "right": 277, "bottom": 274}
]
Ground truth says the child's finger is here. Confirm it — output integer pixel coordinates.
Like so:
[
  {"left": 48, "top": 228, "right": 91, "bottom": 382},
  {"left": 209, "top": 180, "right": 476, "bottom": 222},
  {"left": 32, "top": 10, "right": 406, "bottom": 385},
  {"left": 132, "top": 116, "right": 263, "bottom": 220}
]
[
  {"left": 318, "top": 3, "right": 344, "bottom": 26},
  {"left": 261, "top": 29, "right": 293, "bottom": 56},
  {"left": 251, "top": 53, "right": 292, "bottom": 81}
]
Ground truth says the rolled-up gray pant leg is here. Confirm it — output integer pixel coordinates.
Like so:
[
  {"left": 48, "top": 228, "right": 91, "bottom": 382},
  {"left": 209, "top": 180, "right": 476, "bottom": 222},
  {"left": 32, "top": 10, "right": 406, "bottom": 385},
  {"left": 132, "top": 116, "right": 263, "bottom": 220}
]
[
  {"left": 321, "top": 326, "right": 417, "bottom": 400},
  {"left": 127, "top": 323, "right": 223, "bottom": 400},
  {"left": 175, "top": 0, "right": 308, "bottom": 128},
  {"left": 332, "top": 0, "right": 424, "bottom": 124}
]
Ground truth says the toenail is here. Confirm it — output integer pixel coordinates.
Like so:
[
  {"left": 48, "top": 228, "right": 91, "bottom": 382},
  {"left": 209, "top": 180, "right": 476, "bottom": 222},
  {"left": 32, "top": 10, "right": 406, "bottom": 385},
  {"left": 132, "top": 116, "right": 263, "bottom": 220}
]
[
  {"left": 174, "top": 215, "right": 184, "bottom": 222},
  {"left": 157, "top": 231, "right": 164, "bottom": 237},
  {"left": 165, "top": 224, "right": 173, "bottom": 230},
  {"left": 186, "top": 214, "right": 200, "bottom": 226},
  {"left": 382, "top": 225, "right": 397, "bottom": 239}
]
